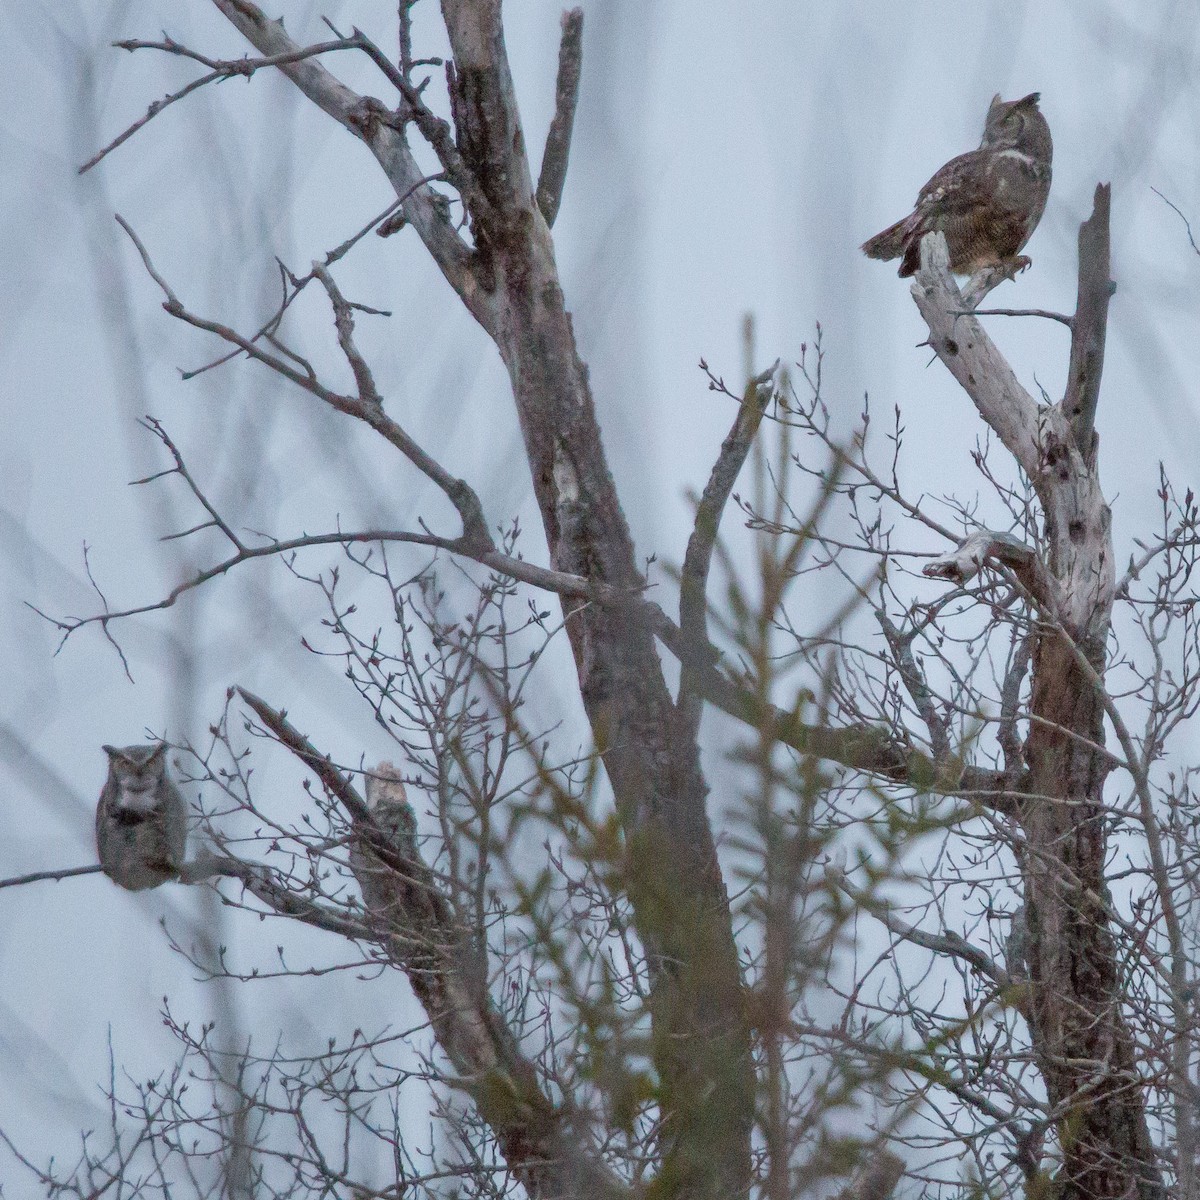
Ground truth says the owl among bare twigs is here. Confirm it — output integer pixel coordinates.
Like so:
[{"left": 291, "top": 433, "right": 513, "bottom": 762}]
[
  {"left": 862, "top": 93, "right": 1052, "bottom": 278},
  {"left": 96, "top": 742, "right": 188, "bottom": 891}
]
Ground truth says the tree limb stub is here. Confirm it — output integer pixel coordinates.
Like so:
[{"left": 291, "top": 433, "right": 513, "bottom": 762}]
[
  {"left": 1065, "top": 183, "right": 1113, "bottom": 455},
  {"left": 535, "top": 8, "right": 583, "bottom": 228},
  {"left": 922, "top": 529, "right": 1065, "bottom": 613}
]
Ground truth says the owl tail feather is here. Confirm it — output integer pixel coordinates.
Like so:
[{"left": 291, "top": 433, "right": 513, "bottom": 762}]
[
  {"left": 861, "top": 216, "right": 912, "bottom": 263},
  {"left": 862, "top": 215, "right": 924, "bottom": 277}
]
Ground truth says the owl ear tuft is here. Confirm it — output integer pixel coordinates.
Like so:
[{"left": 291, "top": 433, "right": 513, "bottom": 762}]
[{"left": 987, "top": 93, "right": 1004, "bottom": 117}]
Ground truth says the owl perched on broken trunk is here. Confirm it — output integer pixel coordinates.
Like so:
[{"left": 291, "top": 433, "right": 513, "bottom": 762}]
[
  {"left": 96, "top": 742, "right": 188, "bottom": 891},
  {"left": 862, "top": 93, "right": 1052, "bottom": 278}
]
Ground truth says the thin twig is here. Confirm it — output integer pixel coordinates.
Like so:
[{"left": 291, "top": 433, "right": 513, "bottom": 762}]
[
  {"left": 0, "top": 864, "right": 103, "bottom": 890},
  {"left": 349, "top": 27, "right": 488, "bottom": 218},
  {"left": 208, "top": 0, "right": 483, "bottom": 317},
  {"left": 32, "top": 526, "right": 601, "bottom": 642},
  {"left": 312, "top": 264, "right": 382, "bottom": 404},
  {"left": 1152, "top": 186, "right": 1200, "bottom": 257},
  {"left": 137, "top": 417, "right": 245, "bottom": 549},
  {"left": 187, "top": 181, "right": 442, "bottom": 380},
  {"left": 79, "top": 38, "right": 358, "bottom": 174},
  {"left": 236, "top": 688, "right": 371, "bottom": 823},
  {"left": 964, "top": 308, "right": 1073, "bottom": 328}
]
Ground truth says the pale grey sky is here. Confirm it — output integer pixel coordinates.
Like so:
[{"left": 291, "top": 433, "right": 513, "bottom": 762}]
[{"left": 2, "top": 0, "right": 1200, "bottom": 1184}]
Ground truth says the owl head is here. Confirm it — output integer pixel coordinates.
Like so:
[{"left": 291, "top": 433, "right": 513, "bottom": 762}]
[
  {"left": 982, "top": 93, "right": 1051, "bottom": 159},
  {"left": 103, "top": 741, "right": 168, "bottom": 812}
]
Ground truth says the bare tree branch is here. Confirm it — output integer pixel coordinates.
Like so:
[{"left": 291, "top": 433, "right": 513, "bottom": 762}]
[
  {"left": 180, "top": 851, "right": 372, "bottom": 940},
  {"left": 678, "top": 362, "right": 776, "bottom": 739},
  {"left": 967, "top": 307, "right": 1074, "bottom": 328},
  {"left": 922, "top": 528, "right": 1064, "bottom": 613},
  {"left": 116, "top": 214, "right": 492, "bottom": 550},
  {"left": 78, "top": 36, "right": 360, "bottom": 174},
  {"left": 651, "top": 604, "right": 1022, "bottom": 810},
  {"left": 1152, "top": 185, "right": 1200, "bottom": 256},
  {"left": 958, "top": 261, "right": 1027, "bottom": 310},
  {"left": 911, "top": 234, "right": 1044, "bottom": 481},
  {"left": 209, "top": 0, "right": 488, "bottom": 324}
]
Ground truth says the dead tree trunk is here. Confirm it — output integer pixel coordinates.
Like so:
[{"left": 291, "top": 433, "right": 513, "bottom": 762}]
[
  {"left": 207, "top": 5, "right": 754, "bottom": 1199},
  {"left": 915, "top": 188, "right": 1165, "bottom": 1200}
]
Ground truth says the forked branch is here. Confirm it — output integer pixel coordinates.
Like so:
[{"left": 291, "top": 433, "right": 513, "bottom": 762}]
[
  {"left": 117, "top": 214, "right": 491, "bottom": 551},
  {"left": 209, "top": 0, "right": 486, "bottom": 321}
]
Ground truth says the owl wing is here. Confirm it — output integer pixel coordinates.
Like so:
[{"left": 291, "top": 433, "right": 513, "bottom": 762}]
[
  {"left": 864, "top": 149, "right": 994, "bottom": 269},
  {"left": 914, "top": 149, "right": 993, "bottom": 213},
  {"left": 902, "top": 150, "right": 1001, "bottom": 272},
  {"left": 904, "top": 148, "right": 1034, "bottom": 275}
]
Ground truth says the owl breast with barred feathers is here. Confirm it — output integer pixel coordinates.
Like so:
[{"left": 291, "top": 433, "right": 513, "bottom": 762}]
[{"left": 862, "top": 93, "right": 1052, "bottom": 278}]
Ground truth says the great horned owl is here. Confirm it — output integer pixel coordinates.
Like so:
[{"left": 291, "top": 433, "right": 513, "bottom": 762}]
[
  {"left": 96, "top": 742, "right": 188, "bottom": 891},
  {"left": 862, "top": 93, "right": 1052, "bottom": 278},
  {"left": 352, "top": 763, "right": 418, "bottom": 920}
]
